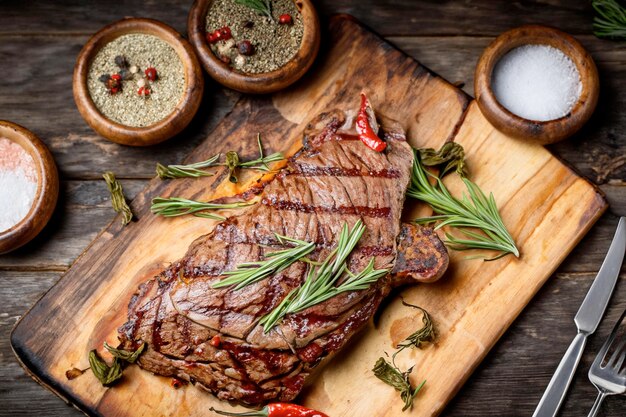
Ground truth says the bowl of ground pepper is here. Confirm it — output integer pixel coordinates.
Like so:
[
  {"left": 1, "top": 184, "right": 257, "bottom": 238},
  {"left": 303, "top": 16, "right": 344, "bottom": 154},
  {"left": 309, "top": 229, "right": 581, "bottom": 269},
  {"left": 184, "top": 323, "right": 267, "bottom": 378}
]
[
  {"left": 188, "top": 0, "right": 320, "bottom": 94},
  {"left": 0, "top": 121, "right": 58, "bottom": 254},
  {"left": 73, "top": 18, "right": 204, "bottom": 146}
]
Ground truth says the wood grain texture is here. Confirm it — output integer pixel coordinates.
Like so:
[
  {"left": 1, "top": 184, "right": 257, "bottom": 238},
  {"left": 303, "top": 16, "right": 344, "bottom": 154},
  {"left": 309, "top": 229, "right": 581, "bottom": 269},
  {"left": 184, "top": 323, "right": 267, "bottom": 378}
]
[
  {"left": 0, "top": 0, "right": 595, "bottom": 36},
  {"left": 10, "top": 16, "right": 607, "bottom": 417}
]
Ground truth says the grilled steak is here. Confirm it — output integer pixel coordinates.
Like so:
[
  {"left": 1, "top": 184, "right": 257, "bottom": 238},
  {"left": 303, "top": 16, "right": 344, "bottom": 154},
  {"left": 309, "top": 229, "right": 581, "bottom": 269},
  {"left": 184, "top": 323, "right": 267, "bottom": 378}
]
[{"left": 118, "top": 109, "right": 448, "bottom": 405}]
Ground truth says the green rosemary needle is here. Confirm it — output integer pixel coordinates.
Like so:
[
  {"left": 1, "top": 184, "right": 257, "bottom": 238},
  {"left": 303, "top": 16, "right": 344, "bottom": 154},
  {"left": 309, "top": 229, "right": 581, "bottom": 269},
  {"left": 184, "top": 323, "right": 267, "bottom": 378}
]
[
  {"left": 150, "top": 197, "right": 255, "bottom": 220},
  {"left": 213, "top": 235, "right": 316, "bottom": 290},
  {"left": 592, "top": 0, "right": 626, "bottom": 40},
  {"left": 156, "top": 153, "right": 220, "bottom": 179},
  {"left": 407, "top": 150, "right": 519, "bottom": 261},
  {"left": 234, "top": 0, "right": 274, "bottom": 22},
  {"left": 373, "top": 357, "right": 426, "bottom": 412},
  {"left": 225, "top": 134, "right": 284, "bottom": 183},
  {"left": 259, "top": 220, "right": 389, "bottom": 332}
]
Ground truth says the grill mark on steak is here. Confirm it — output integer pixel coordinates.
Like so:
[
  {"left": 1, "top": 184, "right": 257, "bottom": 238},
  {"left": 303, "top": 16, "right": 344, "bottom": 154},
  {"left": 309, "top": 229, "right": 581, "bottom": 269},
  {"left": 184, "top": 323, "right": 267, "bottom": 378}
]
[
  {"left": 290, "top": 164, "right": 401, "bottom": 178},
  {"left": 118, "top": 110, "right": 449, "bottom": 406},
  {"left": 260, "top": 198, "right": 392, "bottom": 218}
]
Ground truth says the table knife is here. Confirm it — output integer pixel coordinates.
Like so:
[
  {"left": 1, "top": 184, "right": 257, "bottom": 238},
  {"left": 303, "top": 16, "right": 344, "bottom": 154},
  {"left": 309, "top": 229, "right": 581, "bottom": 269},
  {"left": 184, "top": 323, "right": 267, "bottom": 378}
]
[{"left": 532, "top": 217, "right": 625, "bottom": 417}]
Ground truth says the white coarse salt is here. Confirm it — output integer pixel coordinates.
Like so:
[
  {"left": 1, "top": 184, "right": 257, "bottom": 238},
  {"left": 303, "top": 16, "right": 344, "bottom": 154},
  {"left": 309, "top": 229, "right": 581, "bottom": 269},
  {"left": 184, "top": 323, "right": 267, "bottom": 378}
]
[
  {"left": 491, "top": 44, "right": 582, "bottom": 122},
  {"left": 0, "top": 138, "right": 38, "bottom": 232}
]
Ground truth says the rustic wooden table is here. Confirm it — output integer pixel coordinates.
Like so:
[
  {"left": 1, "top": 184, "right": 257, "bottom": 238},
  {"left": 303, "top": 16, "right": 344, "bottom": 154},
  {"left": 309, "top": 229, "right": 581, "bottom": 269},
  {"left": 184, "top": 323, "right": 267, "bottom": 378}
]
[{"left": 0, "top": 1, "right": 624, "bottom": 416}]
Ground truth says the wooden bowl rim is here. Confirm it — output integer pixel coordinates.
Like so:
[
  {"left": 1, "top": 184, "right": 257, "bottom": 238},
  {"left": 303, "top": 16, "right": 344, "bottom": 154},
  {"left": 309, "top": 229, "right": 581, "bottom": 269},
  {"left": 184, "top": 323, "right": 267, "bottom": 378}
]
[
  {"left": 0, "top": 121, "right": 59, "bottom": 254},
  {"left": 188, "top": 0, "right": 320, "bottom": 94},
  {"left": 73, "top": 17, "right": 204, "bottom": 146},
  {"left": 474, "top": 24, "right": 599, "bottom": 143}
]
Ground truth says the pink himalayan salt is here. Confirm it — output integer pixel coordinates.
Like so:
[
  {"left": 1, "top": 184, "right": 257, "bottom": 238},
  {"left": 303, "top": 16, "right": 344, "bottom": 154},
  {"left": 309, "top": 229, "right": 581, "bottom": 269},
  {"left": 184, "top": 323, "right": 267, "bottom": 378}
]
[{"left": 0, "top": 138, "right": 38, "bottom": 232}]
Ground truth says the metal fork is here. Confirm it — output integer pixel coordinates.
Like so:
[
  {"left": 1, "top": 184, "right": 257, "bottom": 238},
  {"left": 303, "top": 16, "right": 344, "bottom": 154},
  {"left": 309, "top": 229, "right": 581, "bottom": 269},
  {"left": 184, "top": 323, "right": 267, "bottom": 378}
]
[{"left": 587, "top": 309, "right": 626, "bottom": 417}]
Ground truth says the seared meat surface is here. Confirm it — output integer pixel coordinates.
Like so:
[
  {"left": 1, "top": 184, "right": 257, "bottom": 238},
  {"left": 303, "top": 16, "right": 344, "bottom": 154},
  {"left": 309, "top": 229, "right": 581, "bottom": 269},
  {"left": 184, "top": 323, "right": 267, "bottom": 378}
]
[{"left": 118, "top": 109, "right": 448, "bottom": 405}]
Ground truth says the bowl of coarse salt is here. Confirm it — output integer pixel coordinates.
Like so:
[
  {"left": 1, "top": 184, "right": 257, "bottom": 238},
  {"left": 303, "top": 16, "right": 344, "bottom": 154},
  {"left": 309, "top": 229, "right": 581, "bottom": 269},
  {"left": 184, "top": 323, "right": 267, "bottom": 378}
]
[
  {"left": 475, "top": 25, "right": 599, "bottom": 145},
  {"left": 0, "top": 121, "right": 58, "bottom": 254}
]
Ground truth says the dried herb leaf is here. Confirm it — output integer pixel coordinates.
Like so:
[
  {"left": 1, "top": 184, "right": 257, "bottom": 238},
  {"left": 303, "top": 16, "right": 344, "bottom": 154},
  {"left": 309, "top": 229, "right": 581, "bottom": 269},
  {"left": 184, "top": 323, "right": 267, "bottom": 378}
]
[
  {"left": 156, "top": 153, "right": 220, "bottom": 179},
  {"left": 65, "top": 367, "right": 86, "bottom": 380},
  {"left": 225, "top": 151, "right": 241, "bottom": 183},
  {"left": 88, "top": 350, "right": 123, "bottom": 386},
  {"left": 104, "top": 342, "right": 145, "bottom": 364},
  {"left": 103, "top": 172, "right": 133, "bottom": 226},
  {"left": 373, "top": 357, "right": 425, "bottom": 411},
  {"left": 416, "top": 142, "right": 467, "bottom": 178},
  {"left": 396, "top": 302, "right": 435, "bottom": 353}
]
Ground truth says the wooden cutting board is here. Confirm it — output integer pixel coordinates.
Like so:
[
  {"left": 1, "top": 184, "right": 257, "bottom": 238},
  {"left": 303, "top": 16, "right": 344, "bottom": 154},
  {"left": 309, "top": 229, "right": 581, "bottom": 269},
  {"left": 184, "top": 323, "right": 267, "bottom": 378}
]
[{"left": 11, "top": 15, "right": 607, "bottom": 417}]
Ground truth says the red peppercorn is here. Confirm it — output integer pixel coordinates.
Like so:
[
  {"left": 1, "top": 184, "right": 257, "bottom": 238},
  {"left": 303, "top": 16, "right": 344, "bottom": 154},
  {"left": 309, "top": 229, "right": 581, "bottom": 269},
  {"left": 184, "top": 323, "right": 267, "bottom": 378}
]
[
  {"left": 237, "top": 40, "right": 255, "bottom": 56},
  {"left": 110, "top": 73, "right": 122, "bottom": 82},
  {"left": 207, "top": 31, "right": 219, "bottom": 44},
  {"left": 109, "top": 87, "right": 120, "bottom": 95},
  {"left": 279, "top": 13, "right": 293, "bottom": 25},
  {"left": 218, "top": 26, "right": 232, "bottom": 41},
  {"left": 145, "top": 67, "right": 158, "bottom": 81},
  {"left": 137, "top": 86, "right": 151, "bottom": 97},
  {"left": 209, "top": 335, "right": 221, "bottom": 347}
]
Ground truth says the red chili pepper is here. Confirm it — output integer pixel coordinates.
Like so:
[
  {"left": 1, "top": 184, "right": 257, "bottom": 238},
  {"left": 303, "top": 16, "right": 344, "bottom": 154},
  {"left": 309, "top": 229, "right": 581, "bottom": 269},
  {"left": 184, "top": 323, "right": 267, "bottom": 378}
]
[
  {"left": 137, "top": 86, "right": 151, "bottom": 97},
  {"left": 210, "top": 403, "right": 329, "bottom": 417},
  {"left": 355, "top": 93, "right": 386, "bottom": 152}
]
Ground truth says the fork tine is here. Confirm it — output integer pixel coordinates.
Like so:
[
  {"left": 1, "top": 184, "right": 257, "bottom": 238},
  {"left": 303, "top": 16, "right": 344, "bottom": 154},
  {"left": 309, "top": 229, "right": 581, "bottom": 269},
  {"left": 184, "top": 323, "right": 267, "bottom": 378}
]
[{"left": 608, "top": 337, "right": 626, "bottom": 367}]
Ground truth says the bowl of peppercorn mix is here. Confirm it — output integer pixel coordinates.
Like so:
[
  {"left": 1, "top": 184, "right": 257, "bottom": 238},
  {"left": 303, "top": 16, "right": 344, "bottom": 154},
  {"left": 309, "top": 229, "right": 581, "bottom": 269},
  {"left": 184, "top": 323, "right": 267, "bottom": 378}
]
[
  {"left": 73, "top": 18, "right": 205, "bottom": 146},
  {"left": 188, "top": 0, "right": 320, "bottom": 94}
]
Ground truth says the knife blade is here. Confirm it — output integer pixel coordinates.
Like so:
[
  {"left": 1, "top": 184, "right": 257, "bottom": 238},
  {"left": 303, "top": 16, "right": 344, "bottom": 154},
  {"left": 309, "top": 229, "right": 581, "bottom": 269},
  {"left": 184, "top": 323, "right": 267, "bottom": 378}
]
[{"left": 532, "top": 217, "right": 625, "bottom": 417}]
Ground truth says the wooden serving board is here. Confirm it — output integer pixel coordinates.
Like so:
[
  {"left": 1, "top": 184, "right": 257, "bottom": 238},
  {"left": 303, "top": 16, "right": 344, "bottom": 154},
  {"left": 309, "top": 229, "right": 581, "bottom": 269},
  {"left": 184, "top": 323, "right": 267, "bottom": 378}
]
[{"left": 12, "top": 15, "right": 607, "bottom": 417}]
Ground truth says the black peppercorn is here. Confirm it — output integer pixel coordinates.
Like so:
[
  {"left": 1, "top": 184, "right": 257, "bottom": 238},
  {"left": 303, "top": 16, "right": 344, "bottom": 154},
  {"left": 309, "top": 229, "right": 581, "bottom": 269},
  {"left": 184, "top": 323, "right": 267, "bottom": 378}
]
[
  {"left": 237, "top": 40, "right": 255, "bottom": 56},
  {"left": 98, "top": 74, "right": 111, "bottom": 83},
  {"left": 243, "top": 20, "right": 254, "bottom": 29},
  {"left": 114, "top": 55, "right": 129, "bottom": 69}
]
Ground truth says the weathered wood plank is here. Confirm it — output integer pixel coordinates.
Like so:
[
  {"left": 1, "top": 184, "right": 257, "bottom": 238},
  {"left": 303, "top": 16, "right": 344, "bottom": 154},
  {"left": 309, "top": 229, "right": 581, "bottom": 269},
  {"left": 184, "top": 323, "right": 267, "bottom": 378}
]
[
  {"left": 0, "top": 0, "right": 594, "bottom": 36},
  {"left": 3, "top": 271, "right": 624, "bottom": 417},
  {"left": 446, "top": 271, "right": 626, "bottom": 417},
  {"left": 0, "top": 272, "right": 83, "bottom": 416},
  {"left": 1, "top": 33, "right": 623, "bottom": 185},
  {"left": 0, "top": 180, "right": 147, "bottom": 269}
]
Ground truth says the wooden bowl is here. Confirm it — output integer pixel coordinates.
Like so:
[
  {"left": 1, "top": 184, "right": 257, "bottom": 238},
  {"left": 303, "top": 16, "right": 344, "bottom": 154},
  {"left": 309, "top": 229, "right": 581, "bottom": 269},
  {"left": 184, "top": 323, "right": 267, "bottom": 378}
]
[
  {"left": 73, "top": 18, "right": 204, "bottom": 146},
  {"left": 188, "top": 0, "right": 320, "bottom": 94},
  {"left": 474, "top": 25, "right": 599, "bottom": 144},
  {"left": 0, "top": 121, "right": 59, "bottom": 254}
]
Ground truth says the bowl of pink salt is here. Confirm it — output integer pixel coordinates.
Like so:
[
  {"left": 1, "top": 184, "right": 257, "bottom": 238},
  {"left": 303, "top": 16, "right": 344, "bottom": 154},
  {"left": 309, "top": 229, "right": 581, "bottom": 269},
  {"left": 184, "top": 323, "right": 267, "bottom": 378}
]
[
  {"left": 0, "top": 121, "right": 58, "bottom": 254},
  {"left": 474, "top": 25, "right": 599, "bottom": 145}
]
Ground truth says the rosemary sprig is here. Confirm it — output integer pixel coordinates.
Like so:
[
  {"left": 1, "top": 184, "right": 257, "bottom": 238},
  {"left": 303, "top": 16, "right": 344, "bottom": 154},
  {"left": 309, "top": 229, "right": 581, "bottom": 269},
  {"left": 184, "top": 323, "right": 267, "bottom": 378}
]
[
  {"left": 103, "top": 171, "right": 133, "bottom": 226},
  {"left": 394, "top": 301, "right": 435, "bottom": 354},
  {"left": 235, "top": 0, "right": 274, "bottom": 22},
  {"left": 151, "top": 197, "right": 255, "bottom": 220},
  {"left": 373, "top": 357, "right": 426, "bottom": 412},
  {"left": 592, "top": 0, "right": 626, "bottom": 40},
  {"left": 407, "top": 149, "right": 519, "bottom": 261},
  {"left": 225, "top": 134, "right": 284, "bottom": 183},
  {"left": 259, "top": 220, "right": 389, "bottom": 332},
  {"left": 213, "top": 235, "right": 316, "bottom": 290},
  {"left": 156, "top": 153, "right": 220, "bottom": 179},
  {"left": 154, "top": 135, "right": 282, "bottom": 182}
]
